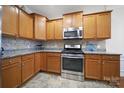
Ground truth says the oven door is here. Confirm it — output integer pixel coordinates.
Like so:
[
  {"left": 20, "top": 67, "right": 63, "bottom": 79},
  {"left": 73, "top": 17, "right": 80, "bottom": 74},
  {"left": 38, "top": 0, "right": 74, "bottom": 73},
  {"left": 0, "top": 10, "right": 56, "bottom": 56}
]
[{"left": 61, "top": 54, "right": 84, "bottom": 75}]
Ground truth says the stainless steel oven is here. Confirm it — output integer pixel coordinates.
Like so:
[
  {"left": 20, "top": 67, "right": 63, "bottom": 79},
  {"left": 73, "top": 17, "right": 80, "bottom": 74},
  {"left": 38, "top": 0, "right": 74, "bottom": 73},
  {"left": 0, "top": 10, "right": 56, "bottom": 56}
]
[
  {"left": 63, "top": 27, "right": 83, "bottom": 39},
  {"left": 61, "top": 53, "right": 84, "bottom": 81}
]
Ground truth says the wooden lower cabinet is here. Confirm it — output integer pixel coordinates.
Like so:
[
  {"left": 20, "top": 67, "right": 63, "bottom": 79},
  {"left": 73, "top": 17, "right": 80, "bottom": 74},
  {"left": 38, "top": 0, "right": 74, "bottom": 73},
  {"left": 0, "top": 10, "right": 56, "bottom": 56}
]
[
  {"left": 2, "top": 57, "right": 21, "bottom": 88},
  {"left": 102, "top": 55, "right": 120, "bottom": 82},
  {"left": 46, "top": 53, "right": 61, "bottom": 74},
  {"left": 1, "top": 52, "right": 62, "bottom": 88},
  {"left": 21, "top": 54, "right": 34, "bottom": 83},
  {"left": 85, "top": 54, "right": 120, "bottom": 83},
  {"left": 34, "top": 53, "right": 41, "bottom": 73},
  {"left": 41, "top": 53, "right": 47, "bottom": 71},
  {"left": 85, "top": 59, "right": 102, "bottom": 80}
]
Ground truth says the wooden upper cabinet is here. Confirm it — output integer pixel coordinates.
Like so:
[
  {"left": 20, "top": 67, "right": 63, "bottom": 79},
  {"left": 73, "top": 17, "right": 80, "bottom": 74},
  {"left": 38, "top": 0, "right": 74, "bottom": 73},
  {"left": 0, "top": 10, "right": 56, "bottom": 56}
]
[
  {"left": 97, "top": 12, "right": 111, "bottom": 39},
  {"left": 47, "top": 19, "right": 63, "bottom": 40},
  {"left": 54, "top": 19, "right": 63, "bottom": 39},
  {"left": 63, "top": 12, "right": 83, "bottom": 28},
  {"left": 72, "top": 12, "right": 83, "bottom": 28},
  {"left": 63, "top": 14, "right": 72, "bottom": 28},
  {"left": 2, "top": 6, "right": 19, "bottom": 36},
  {"left": 83, "top": 11, "right": 111, "bottom": 39},
  {"left": 19, "top": 10, "right": 33, "bottom": 39},
  {"left": 33, "top": 14, "right": 47, "bottom": 40},
  {"left": 46, "top": 21, "right": 55, "bottom": 40},
  {"left": 83, "top": 15, "right": 97, "bottom": 39}
]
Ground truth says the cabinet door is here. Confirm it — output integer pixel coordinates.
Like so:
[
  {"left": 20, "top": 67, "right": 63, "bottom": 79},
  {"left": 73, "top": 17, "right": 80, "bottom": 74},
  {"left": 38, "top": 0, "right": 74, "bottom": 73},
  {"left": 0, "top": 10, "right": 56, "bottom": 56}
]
[
  {"left": 83, "top": 15, "right": 97, "bottom": 39},
  {"left": 72, "top": 13, "right": 83, "bottom": 28},
  {"left": 46, "top": 21, "right": 54, "bottom": 40},
  {"left": 2, "top": 64, "right": 21, "bottom": 88},
  {"left": 34, "top": 15, "right": 46, "bottom": 40},
  {"left": 54, "top": 19, "right": 63, "bottom": 40},
  {"left": 2, "top": 57, "right": 21, "bottom": 88},
  {"left": 34, "top": 53, "right": 41, "bottom": 73},
  {"left": 22, "top": 57, "right": 34, "bottom": 83},
  {"left": 97, "top": 13, "right": 111, "bottom": 38},
  {"left": 2, "top": 6, "right": 18, "bottom": 36},
  {"left": 102, "top": 61, "right": 111, "bottom": 81},
  {"left": 85, "top": 59, "right": 101, "bottom": 80},
  {"left": 110, "top": 61, "right": 120, "bottom": 81},
  {"left": 41, "top": 53, "right": 47, "bottom": 71},
  {"left": 102, "top": 60, "right": 120, "bottom": 81},
  {"left": 47, "top": 53, "right": 61, "bottom": 74},
  {"left": 19, "top": 10, "right": 33, "bottom": 39},
  {"left": 63, "top": 14, "right": 72, "bottom": 28}
]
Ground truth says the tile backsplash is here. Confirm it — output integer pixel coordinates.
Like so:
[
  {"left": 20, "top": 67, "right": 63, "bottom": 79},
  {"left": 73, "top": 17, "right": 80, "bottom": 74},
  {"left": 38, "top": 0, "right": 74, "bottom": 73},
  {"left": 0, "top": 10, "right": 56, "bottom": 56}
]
[
  {"left": 2, "top": 36, "right": 42, "bottom": 50},
  {"left": 42, "top": 40, "right": 106, "bottom": 51},
  {"left": 2, "top": 36, "right": 106, "bottom": 52}
]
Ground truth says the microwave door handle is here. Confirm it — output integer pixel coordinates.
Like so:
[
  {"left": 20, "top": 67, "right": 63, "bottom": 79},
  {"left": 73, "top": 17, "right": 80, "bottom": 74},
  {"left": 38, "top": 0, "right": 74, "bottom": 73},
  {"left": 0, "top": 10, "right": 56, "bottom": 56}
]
[{"left": 77, "top": 30, "right": 81, "bottom": 38}]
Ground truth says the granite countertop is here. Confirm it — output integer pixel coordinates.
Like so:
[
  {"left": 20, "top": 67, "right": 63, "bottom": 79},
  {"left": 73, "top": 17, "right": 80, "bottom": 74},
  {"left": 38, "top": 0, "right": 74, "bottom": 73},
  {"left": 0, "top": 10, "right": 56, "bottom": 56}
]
[
  {"left": 1, "top": 49, "right": 62, "bottom": 59},
  {"left": 1, "top": 49, "right": 121, "bottom": 59},
  {"left": 84, "top": 51, "right": 121, "bottom": 55}
]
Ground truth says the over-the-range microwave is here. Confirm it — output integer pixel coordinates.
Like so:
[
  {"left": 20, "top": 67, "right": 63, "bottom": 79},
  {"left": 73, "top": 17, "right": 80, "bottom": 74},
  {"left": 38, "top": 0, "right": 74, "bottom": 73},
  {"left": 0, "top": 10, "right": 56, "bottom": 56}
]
[{"left": 63, "top": 27, "right": 83, "bottom": 39}]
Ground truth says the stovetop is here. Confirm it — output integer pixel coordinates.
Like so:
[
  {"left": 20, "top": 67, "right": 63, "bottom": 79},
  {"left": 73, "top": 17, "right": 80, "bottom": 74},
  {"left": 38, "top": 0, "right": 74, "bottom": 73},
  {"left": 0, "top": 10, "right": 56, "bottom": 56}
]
[{"left": 62, "top": 49, "right": 84, "bottom": 54}]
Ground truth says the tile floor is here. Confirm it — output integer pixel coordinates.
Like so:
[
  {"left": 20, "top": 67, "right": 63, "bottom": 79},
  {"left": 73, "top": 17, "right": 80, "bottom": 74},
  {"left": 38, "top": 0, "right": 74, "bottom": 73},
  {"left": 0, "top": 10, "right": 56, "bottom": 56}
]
[{"left": 21, "top": 72, "right": 115, "bottom": 88}]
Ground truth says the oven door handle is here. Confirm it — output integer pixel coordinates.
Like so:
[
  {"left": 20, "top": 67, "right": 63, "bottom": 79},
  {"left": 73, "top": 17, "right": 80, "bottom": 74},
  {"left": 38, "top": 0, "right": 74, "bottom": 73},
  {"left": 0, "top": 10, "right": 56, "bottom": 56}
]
[{"left": 62, "top": 56, "right": 83, "bottom": 59}]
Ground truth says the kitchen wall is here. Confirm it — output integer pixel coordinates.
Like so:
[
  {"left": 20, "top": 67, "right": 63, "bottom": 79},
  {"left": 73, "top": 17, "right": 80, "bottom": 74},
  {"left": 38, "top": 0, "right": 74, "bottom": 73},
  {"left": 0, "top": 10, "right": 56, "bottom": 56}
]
[{"left": 2, "top": 36, "right": 42, "bottom": 51}]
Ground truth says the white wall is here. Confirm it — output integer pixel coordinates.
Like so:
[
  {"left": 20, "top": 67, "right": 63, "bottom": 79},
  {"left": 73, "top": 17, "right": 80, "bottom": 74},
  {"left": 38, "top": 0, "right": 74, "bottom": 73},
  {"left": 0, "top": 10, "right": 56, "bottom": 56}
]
[
  {"left": 106, "top": 6, "right": 124, "bottom": 54},
  {"left": 106, "top": 6, "right": 124, "bottom": 76}
]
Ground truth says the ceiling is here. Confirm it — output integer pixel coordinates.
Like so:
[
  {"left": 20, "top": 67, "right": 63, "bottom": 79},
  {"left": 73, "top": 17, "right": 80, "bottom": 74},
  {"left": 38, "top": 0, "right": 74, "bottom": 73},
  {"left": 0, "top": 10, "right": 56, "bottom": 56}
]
[{"left": 26, "top": 5, "right": 124, "bottom": 19}]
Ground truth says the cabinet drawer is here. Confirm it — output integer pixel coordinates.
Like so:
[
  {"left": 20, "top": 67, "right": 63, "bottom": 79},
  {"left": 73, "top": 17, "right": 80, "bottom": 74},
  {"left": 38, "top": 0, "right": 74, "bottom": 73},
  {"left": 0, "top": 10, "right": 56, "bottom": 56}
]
[
  {"left": 2, "top": 57, "right": 21, "bottom": 67},
  {"left": 22, "top": 54, "right": 34, "bottom": 61},
  {"left": 47, "top": 53, "right": 61, "bottom": 57},
  {"left": 2, "top": 59, "right": 10, "bottom": 67},
  {"left": 85, "top": 54, "right": 101, "bottom": 60},
  {"left": 102, "top": 55, "right": 120, "bottom": 61},
  {"left": 9, "top": 57, "right": 21, "bottom": 64}
]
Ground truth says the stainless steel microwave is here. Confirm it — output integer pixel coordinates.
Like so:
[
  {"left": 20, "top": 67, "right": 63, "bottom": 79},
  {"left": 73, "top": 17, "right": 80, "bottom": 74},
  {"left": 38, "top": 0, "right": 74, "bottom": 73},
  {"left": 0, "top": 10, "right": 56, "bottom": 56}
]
[{"left": 63, "top": 27, "right": 83, "bottom": 39}]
